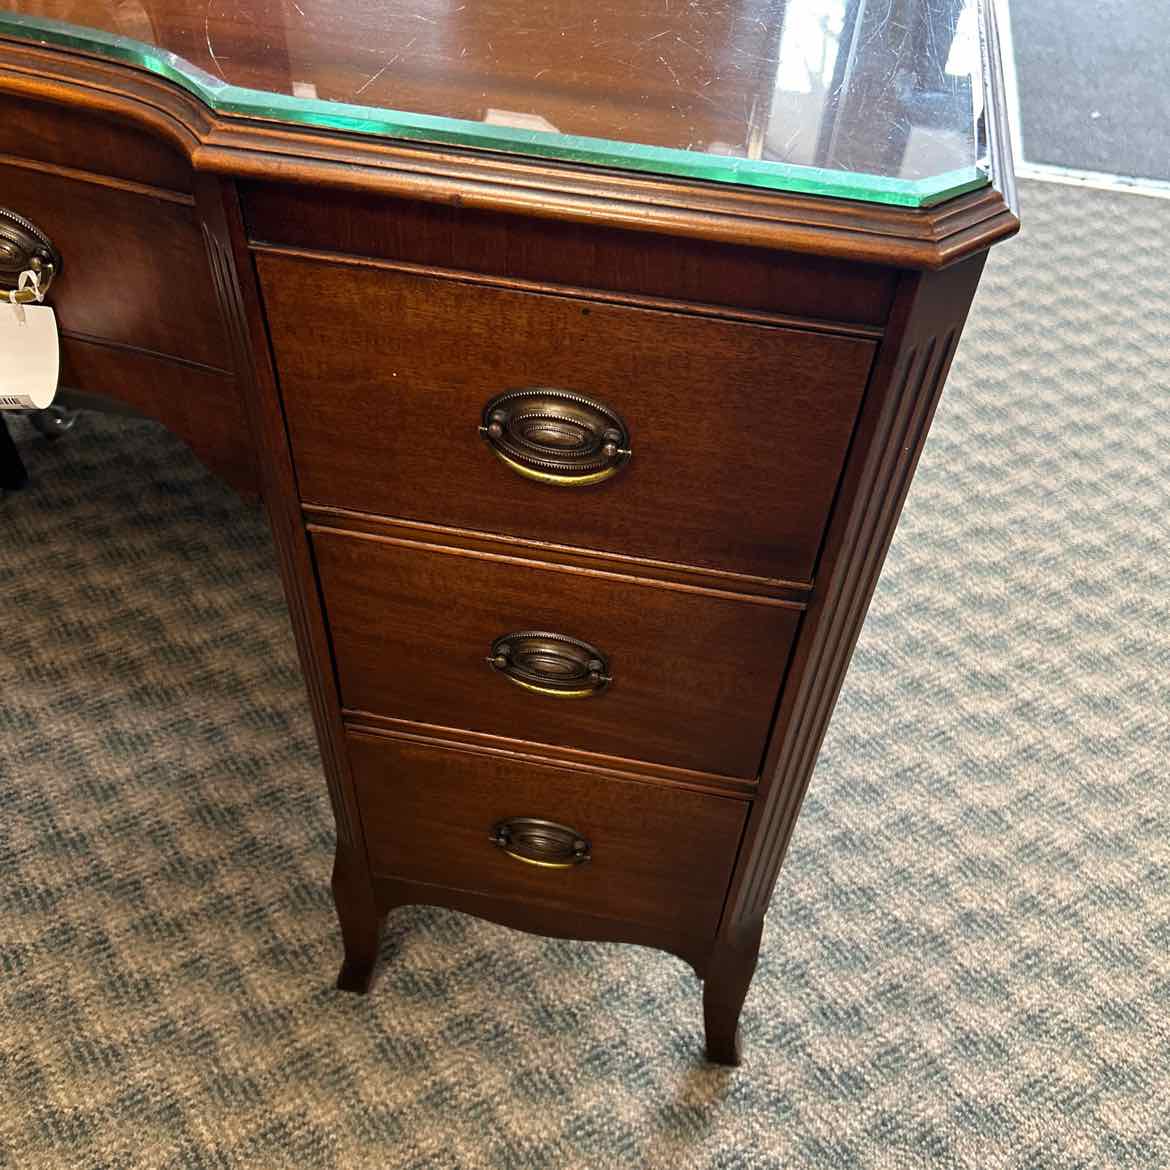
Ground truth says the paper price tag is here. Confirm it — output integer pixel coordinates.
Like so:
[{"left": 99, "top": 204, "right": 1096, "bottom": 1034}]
[{"left": 0, "top": 301, "right": 60, "bottom": 410}]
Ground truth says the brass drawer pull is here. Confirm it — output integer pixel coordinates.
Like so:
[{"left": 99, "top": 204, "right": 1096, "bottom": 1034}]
[
  {"left": 487, "top": 631, "right": 611, "bottom": 698},
  {"left": 0, "top": 208, "right": 61, "bottom": 303},
  {"left": 490, "top": 818, "right": 591, "bottom": 868},
  {"left": 479, "top": 389, "right": 631, "bottom": 486}
]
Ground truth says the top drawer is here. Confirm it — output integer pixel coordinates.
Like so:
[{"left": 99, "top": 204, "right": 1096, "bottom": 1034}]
[
  {"left": 258, "top": 253, "right": 876, "bottom": 583},
  {"left": 0, "top": 162, "right": 226, "bottom": 369}
]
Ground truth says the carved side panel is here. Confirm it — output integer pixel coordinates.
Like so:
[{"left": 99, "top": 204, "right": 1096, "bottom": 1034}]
[
  {"left": 723, "top": 256, "right": 988, "bottom": 929},
  {"left": 197, "top": 177, "right": 361, "bottom": 848}
]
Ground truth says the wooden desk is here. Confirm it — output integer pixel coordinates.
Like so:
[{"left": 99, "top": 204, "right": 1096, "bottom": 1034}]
[{"left": 0, "top": 0, "right": 1017, "bottom": 1064}]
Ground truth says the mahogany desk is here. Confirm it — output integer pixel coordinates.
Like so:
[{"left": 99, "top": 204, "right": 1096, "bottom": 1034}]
[{"left": 0, "top": 0, "right": 1017, "bottom": 1064}]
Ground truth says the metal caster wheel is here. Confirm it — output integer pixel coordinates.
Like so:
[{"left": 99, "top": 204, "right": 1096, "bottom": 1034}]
[{"left": 27, "top": 405, "right": 80, "bottom": 440}]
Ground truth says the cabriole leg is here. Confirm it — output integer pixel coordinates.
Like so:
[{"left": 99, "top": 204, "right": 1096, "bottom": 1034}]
[
  {"left": 702, "top": 919, "right": 765, "bottom": 1066},
  {"left": 332, "top": 842, "right": 385, "bottom": 994}
]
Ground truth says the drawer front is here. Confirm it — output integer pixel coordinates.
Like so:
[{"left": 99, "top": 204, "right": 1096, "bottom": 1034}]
[
  {"left": 348, "top": 731, "right": 749, "bottom": 936},
  {"left": 313, "top": 528, "right": 800, "bottom": 778},
  {"left": 260, "top": 253, "right": 876, "bottom": 583},
  {"left": 0, "top": 162, "right": 226, "bottom": 369}
]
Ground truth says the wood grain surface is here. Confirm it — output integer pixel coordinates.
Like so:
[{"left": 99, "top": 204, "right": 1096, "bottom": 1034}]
[
  {"left": 349, "top": 730, "right": 749, "bottom": 937},
  {"left": 313, "top": 527, "right": 800, "bottom": 778},
  {"left": 0, "top": 160, "right": 227, "bottom": 368},
  {"left": 263, "top": 253, "right": 876, "bottom": 583},
  {"left": 58, "top": 336, "right": 255, "bottom": 495},
  {"left": 0, "top": 91, "right": 191, "bottom": 191},
  {"left": 244, "top": 185, "right": 898, "bottom": 326}
]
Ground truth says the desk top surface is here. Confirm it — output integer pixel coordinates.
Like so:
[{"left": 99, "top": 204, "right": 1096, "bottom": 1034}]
[{"left": 0, "top": 0, "right": 1004, "bottom": 206}]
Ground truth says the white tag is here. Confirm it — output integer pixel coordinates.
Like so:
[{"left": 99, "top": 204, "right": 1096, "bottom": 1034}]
[{"left": 0, "top": 301, "right": 60, "bottom": 410}]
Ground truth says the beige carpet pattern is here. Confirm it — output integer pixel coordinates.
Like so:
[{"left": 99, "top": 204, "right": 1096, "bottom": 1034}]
[{"left": 1, "top": 179, "right": 1169, "bottom": 1168}]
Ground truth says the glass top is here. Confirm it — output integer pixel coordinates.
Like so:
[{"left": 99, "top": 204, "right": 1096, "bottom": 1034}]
[{"left": 0, "top": 0, "right": 998, "bottom": 206}]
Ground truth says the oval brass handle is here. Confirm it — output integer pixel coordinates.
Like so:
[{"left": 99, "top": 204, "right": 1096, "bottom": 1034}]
[
  {"left": 479, "top": 389, "right": 631, "bottom": 487},
  {"left": 487, "top": 631, "right": 611, "bottom": 699},
  {"left": 0, "top": 208, "right": 61, "bottom": 303},
  {"left": 490, "top": 818, "right": 591, "bottom": 868}
]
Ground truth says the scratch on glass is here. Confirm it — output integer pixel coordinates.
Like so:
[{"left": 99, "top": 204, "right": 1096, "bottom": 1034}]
[
  {"left": 204, "top": 16, "right": 226, "bottom": 80},
  {"left": 354, "top": 57, "right": 397, "bottom": 96}
]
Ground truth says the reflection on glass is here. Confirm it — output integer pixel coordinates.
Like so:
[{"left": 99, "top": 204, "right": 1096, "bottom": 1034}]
[
  {"left": 0, "top": 0, "right": 994, "bottom": 204},
  {"left": 766, "top": 0, "right": 979, "bottom": 180}
]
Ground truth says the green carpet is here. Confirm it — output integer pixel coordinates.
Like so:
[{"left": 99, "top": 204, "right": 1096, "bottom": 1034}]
[{"left": 1, "top": 179, "right": 1168, "bottom": 1168}]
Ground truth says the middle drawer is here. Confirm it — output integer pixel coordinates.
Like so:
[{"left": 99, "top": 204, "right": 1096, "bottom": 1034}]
[{"left": 313, "top": 527, "right": 800, "bottom": 779}]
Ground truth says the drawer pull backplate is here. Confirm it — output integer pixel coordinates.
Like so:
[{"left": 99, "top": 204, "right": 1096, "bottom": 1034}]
[
  {"left": 479, "top": 388, "right": 631, "bottom": 486},
  {"left": 490, "top": 817, "right": 592, "bottom": 868},
  {"left": 487, "top": 631, "right": 611, "bottom": 698},
  {"left": 0, "top": 208, "right": 61, "bottom": 303}
]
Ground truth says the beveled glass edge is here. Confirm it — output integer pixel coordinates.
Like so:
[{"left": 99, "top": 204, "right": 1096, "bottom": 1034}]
[{"left": 0, "top": 10, "right": 990, "bottom": 207}]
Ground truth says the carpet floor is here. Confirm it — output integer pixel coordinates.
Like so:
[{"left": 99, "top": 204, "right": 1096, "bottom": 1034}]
[{"left": 1, "top": 179, "right": 1168, "bottom": 1169}]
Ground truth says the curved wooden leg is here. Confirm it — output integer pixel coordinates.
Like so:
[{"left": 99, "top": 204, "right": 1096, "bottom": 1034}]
[
  {"left": 332, "top": 842, "right": 385, "bottom": 994},
  {"left": 702, "top": 919, "right": 764, "bottom": 1066}
]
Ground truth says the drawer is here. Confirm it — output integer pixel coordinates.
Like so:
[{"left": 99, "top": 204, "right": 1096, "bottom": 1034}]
[
  {"left": 0, "top": 161, "right": 227, "bottom": 369},
  {"left": 260, "top": 253, "right": 876, "bottom": 583},
  {"left": 348, "top": 731, "right": 749, "bottom": 937},
  {"left": 313, "top": 528, "right": 800, "bottom": 779}
]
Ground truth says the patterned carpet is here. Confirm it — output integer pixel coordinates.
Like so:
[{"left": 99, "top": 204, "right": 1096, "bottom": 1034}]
[{"left": 1, "top": 179, "right": 1168, "bottom": 1169}]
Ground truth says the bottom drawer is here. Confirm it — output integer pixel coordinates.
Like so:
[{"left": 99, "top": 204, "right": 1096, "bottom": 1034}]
[{"left": 348, "top": 731, "right": 748, "bottom": 937}]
